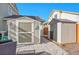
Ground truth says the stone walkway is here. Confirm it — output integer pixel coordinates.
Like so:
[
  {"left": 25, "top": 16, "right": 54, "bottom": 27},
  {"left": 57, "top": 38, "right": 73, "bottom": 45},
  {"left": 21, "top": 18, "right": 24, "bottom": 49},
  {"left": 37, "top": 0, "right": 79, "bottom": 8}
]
[{"left": 16, "top": 37, "right": 69, "bottom": 55}]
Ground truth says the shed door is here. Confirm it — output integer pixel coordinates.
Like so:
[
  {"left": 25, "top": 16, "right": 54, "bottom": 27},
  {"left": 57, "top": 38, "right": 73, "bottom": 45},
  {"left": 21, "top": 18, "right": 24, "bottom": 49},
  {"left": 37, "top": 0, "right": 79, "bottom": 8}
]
[
  {"left": 18, "top": 22, "right": 34, "bottom": 44},
  {"left": 61, "top": 23, "right": 76, "bottom": 43}
]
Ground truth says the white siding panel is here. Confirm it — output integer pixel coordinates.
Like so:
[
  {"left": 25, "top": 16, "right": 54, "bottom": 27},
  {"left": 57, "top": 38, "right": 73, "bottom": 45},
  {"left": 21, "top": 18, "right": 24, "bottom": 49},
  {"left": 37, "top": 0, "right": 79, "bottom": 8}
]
[
  {"left": 61, "top": 23, "right": 76, "bottom": 44},
  {"left": 57, "top": 22, "right": 62, "bottom": 44},
  {"left": 61, "top": 13, "right": 79, "bottom": 22}
]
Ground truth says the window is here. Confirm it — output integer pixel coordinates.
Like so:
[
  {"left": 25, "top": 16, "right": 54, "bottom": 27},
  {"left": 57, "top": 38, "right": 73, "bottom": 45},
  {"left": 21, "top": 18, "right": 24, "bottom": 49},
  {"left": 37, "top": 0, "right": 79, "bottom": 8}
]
[
  {"left": 19, "top": 33, "right": 32, "bottom": 43},
  {"left": 10, "top": 22, "right": 16, "bottom": 31},
  {"left": 18, "top": 22, "right": 32, "bottom": 32},
  {"left": 18, "top": 22, "right": 33, "bottom": 44}
]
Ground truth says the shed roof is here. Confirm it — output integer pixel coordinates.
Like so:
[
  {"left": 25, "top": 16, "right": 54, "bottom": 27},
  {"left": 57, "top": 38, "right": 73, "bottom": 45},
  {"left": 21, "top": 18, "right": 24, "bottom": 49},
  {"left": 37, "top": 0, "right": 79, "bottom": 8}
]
[
  {"left": 51, "top": 10, "right": 79, "bottom": 15},
  {"left": 3, "top": 15, "right": 45, "bottom": 22},
  {"left": 49, "top": 18, "right": 76, "bottom": 24}
]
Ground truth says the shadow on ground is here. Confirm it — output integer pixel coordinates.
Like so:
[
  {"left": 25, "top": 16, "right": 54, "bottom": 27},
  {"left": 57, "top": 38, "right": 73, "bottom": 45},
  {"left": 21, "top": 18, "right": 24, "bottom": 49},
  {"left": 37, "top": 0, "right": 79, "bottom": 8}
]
[{"left": 40, "top": 36, "right": 49, "bottom": 44}]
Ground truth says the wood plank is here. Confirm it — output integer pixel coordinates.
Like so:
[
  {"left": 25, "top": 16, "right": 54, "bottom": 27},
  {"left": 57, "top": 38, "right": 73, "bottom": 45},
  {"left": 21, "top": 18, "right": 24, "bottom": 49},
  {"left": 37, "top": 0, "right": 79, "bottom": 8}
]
[{"left": 76, "top": 24, "right": 79, "bottom": 44}]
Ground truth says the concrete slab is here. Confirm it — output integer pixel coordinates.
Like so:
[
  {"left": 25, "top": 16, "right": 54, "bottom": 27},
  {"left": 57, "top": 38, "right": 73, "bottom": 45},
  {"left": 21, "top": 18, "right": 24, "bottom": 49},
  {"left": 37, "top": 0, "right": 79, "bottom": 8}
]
[{"left": 16, "top": 37, "right": 69, "bottom": 55}]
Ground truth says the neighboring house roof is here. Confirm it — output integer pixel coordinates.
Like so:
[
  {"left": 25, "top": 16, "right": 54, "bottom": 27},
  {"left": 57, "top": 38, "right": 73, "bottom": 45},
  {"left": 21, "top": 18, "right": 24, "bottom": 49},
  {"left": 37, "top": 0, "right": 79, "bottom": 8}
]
[
  {"left": 4, "top": 15, "right": 23, "bottom": 18},
  {"left": 3, "top": 15, "right": 45, "bottom": 22},
  {"left": 49, "top": 18, "right": 76, "bottom": 24}
]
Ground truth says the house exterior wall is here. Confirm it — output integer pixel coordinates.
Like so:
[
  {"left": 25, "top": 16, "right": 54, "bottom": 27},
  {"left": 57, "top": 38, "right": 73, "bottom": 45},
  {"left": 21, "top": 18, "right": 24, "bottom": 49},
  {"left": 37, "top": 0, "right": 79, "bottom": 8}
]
[
  {"left": 0, "top": 4, "right": 9, "bottom": 18},
  {"left": 0, "top": 20, "right": 5, "bottom": 31},
  {"left": 0, "top": 20, "right": 8, "bottom": 32},
  {"left": 0, "top": 3, "right": 18, "bottom": 18},
  {"left": 0, "top": 3, "right": 18, "bottom": 33},
  {"left": 0, "top": 20, "right": 8, "bottom": 31},
  {"left": 2, "top": 20, "right": 8, "bottom": 31},
  {"left": 61, "top": 23, "right": 76, "bottom": 44}
]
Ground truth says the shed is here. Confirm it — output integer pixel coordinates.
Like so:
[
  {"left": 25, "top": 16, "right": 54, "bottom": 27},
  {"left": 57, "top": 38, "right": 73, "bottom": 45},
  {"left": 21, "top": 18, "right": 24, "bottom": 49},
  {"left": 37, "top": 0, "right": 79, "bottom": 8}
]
[
  {"left": 49, "top": 18, "right": 76, "bottom": 44},
  {"left": 3, "top": 15, "right": 44, "bottom": 44}
]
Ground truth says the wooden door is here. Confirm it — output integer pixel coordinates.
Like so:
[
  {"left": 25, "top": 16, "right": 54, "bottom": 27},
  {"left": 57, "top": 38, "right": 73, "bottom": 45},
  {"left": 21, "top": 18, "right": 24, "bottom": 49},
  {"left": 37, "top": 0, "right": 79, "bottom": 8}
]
[
  {"left": 43, "top": 27, "right": 48, "bottom": 35},
  {"left": 76, "top": 24, "right": 79, "bottom": 44}
]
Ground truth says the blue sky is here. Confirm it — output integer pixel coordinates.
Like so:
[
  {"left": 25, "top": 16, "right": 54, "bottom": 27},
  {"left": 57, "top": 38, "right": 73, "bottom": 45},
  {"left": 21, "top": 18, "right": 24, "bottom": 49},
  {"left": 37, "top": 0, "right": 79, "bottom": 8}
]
[{"left": 16, "top": 3, "right": 79, "bottom": 21}]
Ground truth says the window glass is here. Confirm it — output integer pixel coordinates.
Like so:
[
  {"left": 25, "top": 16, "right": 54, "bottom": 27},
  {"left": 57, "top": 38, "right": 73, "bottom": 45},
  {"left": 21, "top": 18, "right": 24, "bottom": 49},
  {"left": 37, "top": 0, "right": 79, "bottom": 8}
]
[{"left": 18, "top": 22, "right": 32, "bottom": 32}]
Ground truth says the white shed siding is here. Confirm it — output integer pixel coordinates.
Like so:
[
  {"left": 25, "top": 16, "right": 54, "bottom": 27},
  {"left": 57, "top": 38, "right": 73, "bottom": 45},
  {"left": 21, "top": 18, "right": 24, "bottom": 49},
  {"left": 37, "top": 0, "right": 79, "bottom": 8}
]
[
  {"left": 61, "top": 23, "right": 76, "bottom": 44},
  {"left": 61, "top": 12, "right": 79, "bottom": 22},
  {"left": 57, "top": 22, "right": 62, "bottom": 44},
  {"left": 34, "top": 21, "right": 40, "bottom": 44},
  {"left": 8, "top": 20, "right": 16, "bottom": 41},
  {"left": 8, "top": 18, "right": 41, "bottom": 44}
]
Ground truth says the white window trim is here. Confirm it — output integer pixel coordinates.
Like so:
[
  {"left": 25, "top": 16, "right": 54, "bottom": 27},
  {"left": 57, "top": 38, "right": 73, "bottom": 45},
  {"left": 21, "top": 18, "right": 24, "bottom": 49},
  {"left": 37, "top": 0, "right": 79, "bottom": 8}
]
[
  {"left": 17, "top": 21, "right": 34, "bottom": 44},
  {"left": 8, "top": 22, "right": 10, "bottom": 40}
]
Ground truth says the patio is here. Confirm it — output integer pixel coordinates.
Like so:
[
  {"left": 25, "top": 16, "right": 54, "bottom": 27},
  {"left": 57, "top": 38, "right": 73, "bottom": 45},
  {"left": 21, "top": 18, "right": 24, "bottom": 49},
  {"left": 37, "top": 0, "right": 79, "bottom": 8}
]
[{"left": 16, "top": 37, "right": 69, "bottom": 55}]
